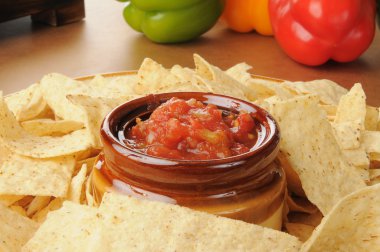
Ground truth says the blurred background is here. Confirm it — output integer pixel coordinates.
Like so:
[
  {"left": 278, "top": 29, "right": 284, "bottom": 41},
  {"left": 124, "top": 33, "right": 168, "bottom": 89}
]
[{"left": 0, "top": 0, "right": 379, "bottom": 105}]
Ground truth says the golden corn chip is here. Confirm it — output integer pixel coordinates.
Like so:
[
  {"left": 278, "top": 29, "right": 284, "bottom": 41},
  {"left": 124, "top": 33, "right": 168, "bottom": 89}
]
[
  {"left": 0, "top": 195, "right": 25, "bottom": 206},
  {"left": 362, "top": 130, "right": 380, "bottom": 153},
  {"left": 282, "top": 79, "right": 347, "bottom": 105},
  {"left": 24, "top": 201, "right": 103, "bottom": 251},
  {"left": 301, "top": 184, "right": 380, "bottom": 252},
  {"left": 26, "top": 196, "right": 51, "bottom": 217},
  {"left": 67, "top": 94, "right": 133, "bottom": 149},
  {"left": 21, "top": 118, "right": 84, "bottom": 136},
  {"left": 67, "top": 164, "right": 87, "bottom": 204},
  {"left": 4, "top": 83, "right": 47, "bottom": 122},
  {"left": 0, "top": 151, "right": 75, "bottom": 197},
  {"left": 0, "top": 203, "right": 39, "bottom": 252},
  {"left": 134, "top": 58, "right": 182, "bottom": 95},
  {"left": 225, "top": 62, "right": 253, "bottom": 84},
  {"left": 334, "top": 83, "right": 366, "bottom": 127},
  {"left": 0, "top": 94, "right": 92, "bottom": 158},
  {"left": 9, "top": 205, "right": 27, "bottom": 217},
  {"left": 285, "top": 223, "right": 315, "bottom": 242},
  {"left": 269, "top": 95, "right": 366, "bottom": 215},
  {"left": 331, "top": 121, "right": 361, "bottom": 150},
  {"left": 365, "top": 106, "right": 379, "bottom": 130},
  {"left": 32, "top": 198, "right": 63, "bottom": 223},
  {"left": 193, "top": 54, "right": 256, "bottom": 101}
]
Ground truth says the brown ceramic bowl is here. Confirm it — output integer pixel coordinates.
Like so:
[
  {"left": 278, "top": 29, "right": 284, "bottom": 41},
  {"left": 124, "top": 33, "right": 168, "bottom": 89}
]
[{"left": 91, "top": 92, "right": 286, "bottom": 229}]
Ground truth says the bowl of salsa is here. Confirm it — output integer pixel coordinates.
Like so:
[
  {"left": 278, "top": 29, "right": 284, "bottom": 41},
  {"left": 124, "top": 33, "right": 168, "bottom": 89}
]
[{"left": 91, "top": 92, "right": 286, "bottom": 230}]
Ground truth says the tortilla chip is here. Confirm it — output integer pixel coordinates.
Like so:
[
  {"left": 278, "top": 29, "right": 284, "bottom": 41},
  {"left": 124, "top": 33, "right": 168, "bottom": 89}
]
[
  {"left": 331, "top": 121, "right": 361, "bottom": 149},
  {"left": 134, "top": 58, "right": 182, "bottom": 95},
  {"left": 0, "top": 203, "right": 39, "bottom": 252},
  {"left": 225, "top": 62, "right": 253, "bottom": 84},
  {"left": 0, "top": 152, "right": 75, "bottom": 197},
  {"left": 32, "top": 198, "right": 63, "bottom": 223},
  {"left": 365, "top": 106, "right": 379, "bottom": 131},
  {"left": 0, "top": 195, "right": 25, "bottom": 206},
  {"left": 362, "top": 131, "right": 380, "bottom": 153},
  {"left": 334, "top": 83, "right": 366, "bottom": 127},
  {"left": 282, "top": 79, "right": 347, "bottom": 105},
  {"left": 9, "top": 205, "right": 27, "bottom": 217},
  {"left": 277, "top": 151, "right": 305, "bottom": 197},
  {"left": 4, "top": 83, "right": 47, "bottom": 122},
  {"left": 193, "top": 54, "right": 256, "bottom": 101},
  {"left": 67, "top": 94, "right": 131, "bottom": 149},
  {"left": 269, "top": 95, "right": 366, "bottom": 215},
  {"left": 285, "top": 223, "right": 315, "bottom": 242},
  {"left": 100, "top": 193, "right": 301, "bottom": 251},
  {"left": 67, "top": 164, "right": 87, "bottom": 203},
  {"left": 0, "top": 94, "right": 92, "bottom": 158},
  {"left": 301, "top": 184, "right": 380, "bottom": 252},
  {"left": 24, "top": 201, "right": 104, "bottom": 251},
  {"left": 26, "top": 196, "right": 51, "bottom": 217},
  {"left": 21, "top": 119, "right": 84, "bottom": 136},
  {"left": 25, "top": 194, "right": 302, "bottom": 252},
  {"left": 85, "top": 176, "right": 95, "bottom": 207}
]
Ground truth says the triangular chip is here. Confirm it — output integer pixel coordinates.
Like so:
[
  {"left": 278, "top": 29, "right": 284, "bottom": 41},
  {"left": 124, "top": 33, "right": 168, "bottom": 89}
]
[
  {"left": 0, "top": 203, "right": 39, "bottom": 252},
  {"left": 301, "top": 184, "right": 380, "bottom": 252},
  {"left": 0, "top": 151, "right": 75, "bottom": 197},
  {"left": 4, "top": 83, "right": 47, "bottom": 122},
  {"left": 269, "top": 95, "right": 366, "bottom": 215}
]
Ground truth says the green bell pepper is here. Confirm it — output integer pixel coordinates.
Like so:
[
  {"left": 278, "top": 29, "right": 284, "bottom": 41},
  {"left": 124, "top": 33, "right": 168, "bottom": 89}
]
[{"left": 122, "top": 0, "right": 225, "bottom": 43}]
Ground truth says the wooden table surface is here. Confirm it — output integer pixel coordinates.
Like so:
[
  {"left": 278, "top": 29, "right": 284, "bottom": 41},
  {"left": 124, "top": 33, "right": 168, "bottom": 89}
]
[{"left": 0, "top": 0, "right": 379, "bottom": 106}]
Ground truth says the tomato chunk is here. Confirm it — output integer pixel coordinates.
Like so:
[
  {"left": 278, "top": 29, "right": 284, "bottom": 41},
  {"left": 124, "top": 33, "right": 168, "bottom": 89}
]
[{"left": 126, "top": 98, "right": 257, "bottom": 160}]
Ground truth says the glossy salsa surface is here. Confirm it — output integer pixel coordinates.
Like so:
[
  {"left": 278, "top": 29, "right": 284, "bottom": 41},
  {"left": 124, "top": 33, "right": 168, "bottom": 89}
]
[{"left": 124, "top": 97, "right": 258, "bottom": 160}]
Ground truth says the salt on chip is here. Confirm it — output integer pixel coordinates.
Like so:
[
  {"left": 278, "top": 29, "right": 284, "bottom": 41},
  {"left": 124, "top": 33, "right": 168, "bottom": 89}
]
[
  {"left": 4, "top": 83, "right": 47, "bottom": 122},
  {"left": 21, "top": 118, "right": 84, "bottom": 136},
  {"left": 23, "top": 201, "right": 106, "bottom": 252},
  {"left": 67, "top": 164, "right": 87, "bottom": 203},
  {"left": 0, "top": 203, "right": 39, "bottom": 252},
  {"left": 67, "top": 94, "right": 132, "bottom": 149},
  {"left": 331, "top": 121, "right": 361, "bottom": 149},
  {"left": 0, "top": 94, "right": 92, "bottom": 158},
  {"left": 0, "top": 152, "right": 75, "bottom": 197},
  {"left": 269, "top": 95, "right": 366, "bottom": 215},
  {"left": 24, "top": 194, "right": 302, "bottom": 252},
  {"left": 225, "top": 62, "right": 253, "bottom": 84},
  {"left": 301, "top": 184, "right": 380, "bottom": 252},
  {"left": 282, "top": 79, "right": 347, "bottom": 105},
  {"left": 40, "top": 73, "right": 86, "bottom": 122},
  {"left": 193, "top": 54, "right": 256, "bottom": 101},
  {"left": 134, "top": 58, "right": 182, "bottom": 95},
  {"left": 98, "top": 193, "right": 302, "bottom": 252},
  {"left": 334, "top": 83, "right": 366, "bottom": 127}
]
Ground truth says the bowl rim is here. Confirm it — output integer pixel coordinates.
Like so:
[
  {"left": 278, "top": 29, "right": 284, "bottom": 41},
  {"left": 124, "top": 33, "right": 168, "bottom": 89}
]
[{"left": 101, "top": 91, "right": 280, "bottom": 166}]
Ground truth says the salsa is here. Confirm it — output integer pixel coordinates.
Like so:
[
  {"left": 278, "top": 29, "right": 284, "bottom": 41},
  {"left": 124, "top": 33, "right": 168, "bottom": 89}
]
[{"left": 125, "top": 97, "right": 257, "bottom": 160}]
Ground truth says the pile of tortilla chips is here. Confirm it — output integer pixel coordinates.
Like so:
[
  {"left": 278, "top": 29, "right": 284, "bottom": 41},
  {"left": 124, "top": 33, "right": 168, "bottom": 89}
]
[{"left": 0, "top": 55, "right": 379, "bottom": 251}]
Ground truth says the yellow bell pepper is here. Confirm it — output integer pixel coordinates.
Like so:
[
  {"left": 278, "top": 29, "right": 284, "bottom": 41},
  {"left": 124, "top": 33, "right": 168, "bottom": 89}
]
[{"left": 222, "top": 0, "right": 273, "bottom": 35}]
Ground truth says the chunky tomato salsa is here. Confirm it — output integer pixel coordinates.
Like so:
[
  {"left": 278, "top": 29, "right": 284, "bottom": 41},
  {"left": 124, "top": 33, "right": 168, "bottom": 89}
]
[{"left": 126, "top": 98, "right": 258, "bottom": 160}]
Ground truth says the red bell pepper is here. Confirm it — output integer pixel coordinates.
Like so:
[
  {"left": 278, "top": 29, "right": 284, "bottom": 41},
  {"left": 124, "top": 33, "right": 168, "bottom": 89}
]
[{"left": 269, "top": 0, "right": 377, "bottom": 66}]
